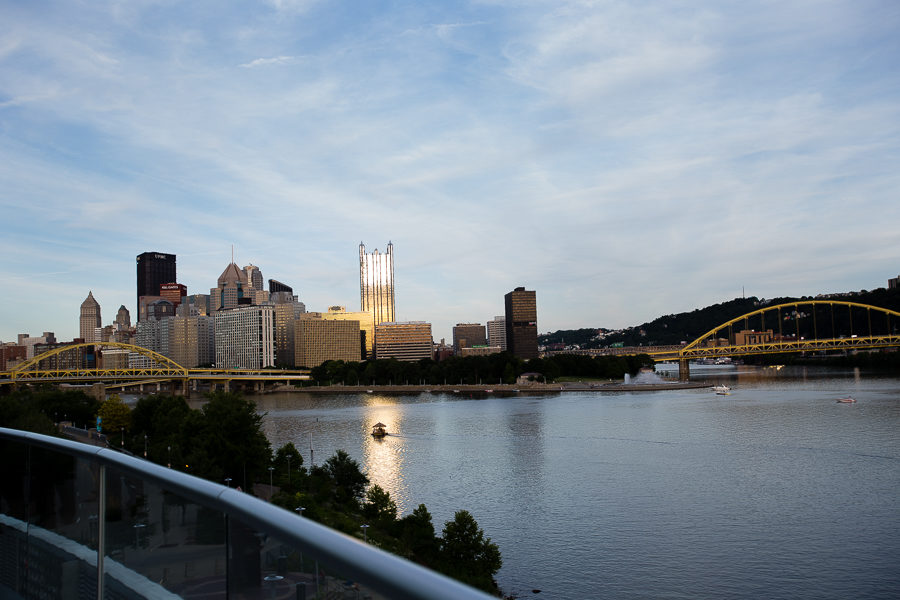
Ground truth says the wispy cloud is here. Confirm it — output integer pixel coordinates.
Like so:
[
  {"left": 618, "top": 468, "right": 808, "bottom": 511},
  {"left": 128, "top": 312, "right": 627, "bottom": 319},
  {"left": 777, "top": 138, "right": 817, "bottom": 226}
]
[{"left": 239, "top": 55, "right": 299, "bottom": 68}]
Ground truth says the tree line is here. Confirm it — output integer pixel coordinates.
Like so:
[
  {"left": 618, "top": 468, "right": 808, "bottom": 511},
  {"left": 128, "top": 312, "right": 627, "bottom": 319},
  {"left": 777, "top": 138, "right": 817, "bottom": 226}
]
[{"left": 308, "top": 351, "right": 654, "bottom": 385}]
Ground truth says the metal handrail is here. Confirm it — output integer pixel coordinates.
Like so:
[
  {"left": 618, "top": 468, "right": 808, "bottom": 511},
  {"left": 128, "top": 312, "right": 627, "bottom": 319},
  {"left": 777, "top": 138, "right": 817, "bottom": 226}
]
[{"left": 0, "top": 427, "right": 494, "bottom": 600}]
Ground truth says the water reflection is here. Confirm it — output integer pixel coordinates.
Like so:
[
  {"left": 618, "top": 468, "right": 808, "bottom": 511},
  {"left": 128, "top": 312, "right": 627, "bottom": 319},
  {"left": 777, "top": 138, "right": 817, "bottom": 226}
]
[{"left": 361, "top": 401, "right": 409, "bottom": 510}]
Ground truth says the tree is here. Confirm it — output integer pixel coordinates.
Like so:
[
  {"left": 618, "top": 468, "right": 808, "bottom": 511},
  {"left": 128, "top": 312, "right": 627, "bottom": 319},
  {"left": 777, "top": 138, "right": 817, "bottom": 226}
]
[
  {"left": 273, "top": 442, "right": 304, "bottom": 491},
  {"left": 189, "top": 392, "right": 272, "bottom": 489},
  {"left": 399, "top": 504, "right": 439, "bottom": 565},
  {"left": 323, "top": 449, "right": 369, "bottom": 507},
  {"left": 97, "top": 394, "right": 131, "bottom": 444},
  {"left": 439, "top": 510, "right": 502, "bottom": 593},
  {"left": 363, "top": 484, "right": 397, "bottom": 524}
]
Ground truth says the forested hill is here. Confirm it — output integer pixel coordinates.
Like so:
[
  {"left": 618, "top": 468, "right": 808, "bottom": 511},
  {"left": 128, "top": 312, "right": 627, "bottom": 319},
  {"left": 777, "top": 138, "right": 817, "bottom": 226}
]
[{"left": 540, "top": 287, "right": 900, "bottom": 349}]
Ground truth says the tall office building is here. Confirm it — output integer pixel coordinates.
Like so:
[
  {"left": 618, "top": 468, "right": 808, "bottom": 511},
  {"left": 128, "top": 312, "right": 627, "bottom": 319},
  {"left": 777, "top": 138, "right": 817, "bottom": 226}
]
[
  {"left": 295, "top": 314, "right": 361, "bottom": 368},
  {"left": 272, "top": 297, "right": 306, "bottom": 367},
  {"left": 211, "top": 263, "right": 247, "bottom": 311},
  {"left": 214, "top": 305, "right": 275, "bottom": 369},
  {"left": 269, "top": 279, "right": 293, "bottom": 294},
  {"left": 374, "top": 321, "right": 433, "bottom": 362},
  {"left": 115, "top": 306, "right": 131, "bottom": 329},
  {"left": 360, "top": 242, "right": 395, "bottom": 326},
  {"left": 323, "top": 306, "right": 373, "bottom": 359},
  {"left": 136, "top": 252, "right": 176, "bottom": 321},
  {"left": 504, "top": 287, "right": 538, "bottom": 359},
  {"left": 453, "top": 323, "right": 487, "bottom": 353},
  {"left": 160, "top": 283, "right": 187, "bottom": 310},
  {"left": 486, "top": 316, "right": 507, "bottom": 351},
  {"left": 79, "top": 291, "right": 102, "bottom": 342}
]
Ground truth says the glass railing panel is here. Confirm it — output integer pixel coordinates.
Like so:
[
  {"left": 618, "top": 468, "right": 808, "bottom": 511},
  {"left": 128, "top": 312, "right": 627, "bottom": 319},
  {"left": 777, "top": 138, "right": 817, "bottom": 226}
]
[
  {"left": 0, "top": 437, "right": 29, "bottom": 597},
  {"left": 104, "top": 466, "right": 227, "bottom": 599},
  {"left": 13, "top": 445, "right": 102, "bottom": 598},
  {"left": 227, "top": 517, "right": 387, "bottom": 600}
]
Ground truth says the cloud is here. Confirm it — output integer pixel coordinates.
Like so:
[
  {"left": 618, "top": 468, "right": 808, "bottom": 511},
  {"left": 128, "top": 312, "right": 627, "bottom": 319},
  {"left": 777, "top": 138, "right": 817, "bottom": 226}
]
[
  {"left": 0, "top": 1, "right": 899, "bottom": 342},
  {"left": 239, "top": 55, "right": 299, "bottom": 68}
]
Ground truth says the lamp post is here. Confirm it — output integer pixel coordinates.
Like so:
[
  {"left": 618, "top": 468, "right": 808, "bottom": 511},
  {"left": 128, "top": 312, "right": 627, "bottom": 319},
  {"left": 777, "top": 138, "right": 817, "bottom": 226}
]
[
  {"left": 167, "top": 445, "right": 171, "bottom": 468},
  {"left": 360, "top": 524, "right": 369, "bottom": 543},
  {"left": 268, "top": 467, "right": 274, "bottom": 501},
  {"left": 143, "top": 434, "right": 148, "bottom": 458},
  {"left": 121, "top": 427, "right": 124, "bottom": 447},
  {"left": 225, "top": 477, "right": 232, "bottom": 487},
  {"left": 286, "top": 456, "right": 291, "bottom": 486}
]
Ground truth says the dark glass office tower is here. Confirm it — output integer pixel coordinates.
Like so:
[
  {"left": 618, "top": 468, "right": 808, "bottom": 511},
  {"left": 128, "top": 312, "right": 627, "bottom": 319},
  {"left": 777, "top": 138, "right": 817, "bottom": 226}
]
[
  {"left": 505, "top": 287, "right": 538, "bottom": 359},
  {"left": 136, "top": 252, "right": 176, "bottom": 321}
]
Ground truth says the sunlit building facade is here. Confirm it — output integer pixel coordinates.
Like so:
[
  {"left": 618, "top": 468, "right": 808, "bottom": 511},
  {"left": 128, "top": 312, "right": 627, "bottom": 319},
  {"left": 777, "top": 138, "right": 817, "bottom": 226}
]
[
  {"left": 374, "top": 321, "right": 433, "bottom": 362},
  {"left": 295, "top": 314, "right": 361, "bottom": 368},
  {"left": 323, "top": 306, "right": 373, "bottom": 359},
  {"left": 359, "top": 242, "right": 395, "bottom": 327}
]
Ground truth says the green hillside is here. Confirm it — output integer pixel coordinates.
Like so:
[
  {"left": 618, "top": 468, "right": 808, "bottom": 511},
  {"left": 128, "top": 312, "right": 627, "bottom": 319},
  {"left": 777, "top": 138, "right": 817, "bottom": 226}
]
[{"left": 541, "top": 287, "right": 900, "bottom": 348}]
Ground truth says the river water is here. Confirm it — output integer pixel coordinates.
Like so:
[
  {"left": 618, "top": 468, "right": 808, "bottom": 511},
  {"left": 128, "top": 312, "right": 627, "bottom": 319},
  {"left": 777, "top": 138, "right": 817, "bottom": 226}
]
[{"left": 255, "top": 366, "right": 900, "bottom": 599}]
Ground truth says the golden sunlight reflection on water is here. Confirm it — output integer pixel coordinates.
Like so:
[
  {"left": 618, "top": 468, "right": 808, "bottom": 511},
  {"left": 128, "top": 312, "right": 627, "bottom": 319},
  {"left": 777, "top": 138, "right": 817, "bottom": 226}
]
[{"left": 361, "top": 396, "right": 410, "bottom": 509}]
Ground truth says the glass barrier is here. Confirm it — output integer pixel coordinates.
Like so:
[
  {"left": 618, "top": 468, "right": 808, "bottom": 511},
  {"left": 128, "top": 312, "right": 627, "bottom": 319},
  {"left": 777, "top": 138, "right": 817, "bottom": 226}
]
[{"left": 0, "top": 428, "right": 492, "bottom": 600}]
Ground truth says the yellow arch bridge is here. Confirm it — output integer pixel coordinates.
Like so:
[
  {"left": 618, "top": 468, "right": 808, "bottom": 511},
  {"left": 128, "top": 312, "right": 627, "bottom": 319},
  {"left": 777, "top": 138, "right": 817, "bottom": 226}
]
[
  {"left": 546, "top": 301, "right": 900, "bottom": 380},
  {"left": 0, "top": 342, "right": 310, "bottom": 396}
]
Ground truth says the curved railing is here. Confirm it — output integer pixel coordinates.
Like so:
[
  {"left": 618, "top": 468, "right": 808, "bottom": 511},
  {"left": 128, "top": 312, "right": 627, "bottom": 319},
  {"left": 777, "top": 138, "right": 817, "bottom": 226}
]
[{"left": 0, "top": 427, "right": 493, "bottom": 600}]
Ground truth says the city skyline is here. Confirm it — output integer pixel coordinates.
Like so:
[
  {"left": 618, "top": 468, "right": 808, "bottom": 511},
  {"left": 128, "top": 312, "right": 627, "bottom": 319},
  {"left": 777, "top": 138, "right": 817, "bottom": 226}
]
[{"left": 3, "top": 2, "right": 900, "bottom": 343}]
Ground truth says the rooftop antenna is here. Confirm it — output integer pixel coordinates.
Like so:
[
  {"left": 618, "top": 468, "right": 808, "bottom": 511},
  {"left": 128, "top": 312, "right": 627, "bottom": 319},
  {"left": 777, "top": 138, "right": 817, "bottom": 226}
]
[{"left": 231, "top": 244, "right": 234, "bottom": 265}]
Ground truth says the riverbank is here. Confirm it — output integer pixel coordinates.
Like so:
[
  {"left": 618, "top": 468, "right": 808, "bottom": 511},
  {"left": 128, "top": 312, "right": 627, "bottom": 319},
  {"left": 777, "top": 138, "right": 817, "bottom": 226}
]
[{"left": 270, "top": 381, "right": 709, "bottom": 394}]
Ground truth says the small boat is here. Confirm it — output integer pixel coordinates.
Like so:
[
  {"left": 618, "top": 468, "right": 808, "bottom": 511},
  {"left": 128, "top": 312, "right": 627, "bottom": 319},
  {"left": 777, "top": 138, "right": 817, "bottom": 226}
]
[
  {"left": 371, "top": 422, "right": 387, "bottom": 437},
  {"left": 713, "top": 385, "right": 731, "bottom": 395},
  {"left": 485, "top": 389, "right": 494, "bottom": 393},
  {"left": 366, "top": 390, "right": 374, "bottom": 394},
  {"left": 836, "top": 396, "right": 857, "bottom": 403}
]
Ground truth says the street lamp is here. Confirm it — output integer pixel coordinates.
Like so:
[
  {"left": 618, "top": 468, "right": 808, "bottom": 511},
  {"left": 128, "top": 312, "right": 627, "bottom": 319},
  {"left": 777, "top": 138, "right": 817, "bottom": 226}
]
[
  {"left": 360, "top": 524, "right": 369, "bottom": 543},
  {"left": 143, "top": 434, "right": 148, "bottom": 458},
  {"left": 268, "top": 466, "right": 275, "bottom": 500},
  {"left": 121, "top": 427, "right": 124, "bottom": 447},
  {"left": 167, "top": 445, "right": 171, "bottom": 468},
  {"left": 225, "top": 477, "right": 232, "bottom": 487},
  {"left": 286, "top": 455, "right": 291, "bottom": 485}
]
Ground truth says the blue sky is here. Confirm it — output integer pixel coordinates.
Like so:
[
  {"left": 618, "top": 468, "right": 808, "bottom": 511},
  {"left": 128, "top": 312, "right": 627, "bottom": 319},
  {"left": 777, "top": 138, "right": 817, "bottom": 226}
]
[{"left": 2, "top": 0, "right": 899, "bottom": 344}]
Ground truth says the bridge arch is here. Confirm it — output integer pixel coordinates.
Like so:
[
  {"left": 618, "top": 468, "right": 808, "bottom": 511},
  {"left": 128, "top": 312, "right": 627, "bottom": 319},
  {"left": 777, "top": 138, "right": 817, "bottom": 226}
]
[
  {"left": 11, "top": 342, "right": 188, "bottom": 380},
  {"left": 681, "top": 300, "right": 900, "bottom": 354}
]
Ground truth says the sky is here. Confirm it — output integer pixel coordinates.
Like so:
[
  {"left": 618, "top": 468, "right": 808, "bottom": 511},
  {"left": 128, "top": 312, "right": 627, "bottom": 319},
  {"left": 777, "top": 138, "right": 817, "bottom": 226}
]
[{"left": 2, "top": 0, "right": 899, "bottom": 344}]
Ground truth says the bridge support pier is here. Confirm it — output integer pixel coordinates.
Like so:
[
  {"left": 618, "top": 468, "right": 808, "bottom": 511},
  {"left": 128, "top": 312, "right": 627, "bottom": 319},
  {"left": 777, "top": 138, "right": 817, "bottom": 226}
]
[
  {"left": 678, "top": 359, "right": 690, "bottom": 381},
  {"left": 91, "top": 383, "right": 105, "bottom": 403},
  {"left": 181, "top": 379, "right": 190, "bottom": 399},
  {"left": 224, "top": 380, "right": 230, "bottom": 393}
]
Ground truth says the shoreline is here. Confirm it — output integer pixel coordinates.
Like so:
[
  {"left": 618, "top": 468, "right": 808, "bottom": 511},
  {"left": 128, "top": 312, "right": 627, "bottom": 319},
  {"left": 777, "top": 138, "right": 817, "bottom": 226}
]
[{"left": 268, "top": 381, "right": 710, "bottom": 394}]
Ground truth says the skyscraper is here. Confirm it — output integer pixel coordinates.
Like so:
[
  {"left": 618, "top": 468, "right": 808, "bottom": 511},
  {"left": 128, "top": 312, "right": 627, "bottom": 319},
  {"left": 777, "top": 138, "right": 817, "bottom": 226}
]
[
  {"left": 359, "top": 242, "right": 395, "bottom": 326},
  {"left": 504, "top": 287, "right": 538, "bottom": 359},
  {"left": 486, "top": 316, "right": 507, "bottom": 351},
  {"left": 79, "top": 291, "right": 101, "bottom": 342},
  {"left": 136, "top": 252, "right": 176, "bottom": 321},
  {"left": 211, "top": 263, "right": 246, "bottom": 311}
]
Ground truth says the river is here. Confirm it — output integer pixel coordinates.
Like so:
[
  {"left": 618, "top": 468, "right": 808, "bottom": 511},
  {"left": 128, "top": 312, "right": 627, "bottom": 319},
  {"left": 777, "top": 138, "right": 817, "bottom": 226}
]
[{"left": 255, "top": 366, "right": 900, "bottom": 599}]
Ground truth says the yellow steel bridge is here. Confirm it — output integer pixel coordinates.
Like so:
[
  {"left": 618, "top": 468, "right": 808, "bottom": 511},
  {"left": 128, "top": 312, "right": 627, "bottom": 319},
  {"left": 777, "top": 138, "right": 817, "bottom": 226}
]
[
  {"left": 0, "top": 341, "right": 309, "bottom": 391},
  {"left": 642, "top": 300, "right": 900, "bottom": 378}
]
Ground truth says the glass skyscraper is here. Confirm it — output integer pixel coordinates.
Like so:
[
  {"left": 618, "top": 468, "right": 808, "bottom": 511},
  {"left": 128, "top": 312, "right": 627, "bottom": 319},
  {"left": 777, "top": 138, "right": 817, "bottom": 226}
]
[{"left": 359, "top": 242, "right": 395, "bottom": 326}]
